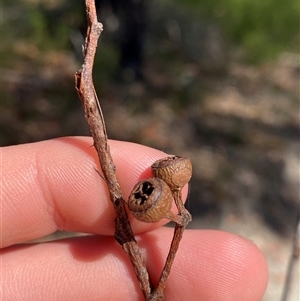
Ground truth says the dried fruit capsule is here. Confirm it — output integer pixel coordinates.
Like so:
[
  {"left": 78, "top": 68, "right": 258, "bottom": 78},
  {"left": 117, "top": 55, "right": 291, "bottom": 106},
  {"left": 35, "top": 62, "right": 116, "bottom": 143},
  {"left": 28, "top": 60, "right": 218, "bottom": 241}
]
[
  {"left": 128, "top": 178, "right": 173, "bottom": 223},
  {"left": 151, "top": 156, "right": 192, "bottom": 190}
]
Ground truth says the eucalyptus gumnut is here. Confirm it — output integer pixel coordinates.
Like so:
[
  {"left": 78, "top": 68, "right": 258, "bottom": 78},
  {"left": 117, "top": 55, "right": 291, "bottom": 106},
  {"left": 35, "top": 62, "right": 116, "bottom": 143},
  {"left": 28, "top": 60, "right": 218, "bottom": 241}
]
[
  {"left": 151, "top": 156, "right": 192, "bottom": 190},
  {"left": 128, "top": 178, "right": 173, "bottom": 223}
]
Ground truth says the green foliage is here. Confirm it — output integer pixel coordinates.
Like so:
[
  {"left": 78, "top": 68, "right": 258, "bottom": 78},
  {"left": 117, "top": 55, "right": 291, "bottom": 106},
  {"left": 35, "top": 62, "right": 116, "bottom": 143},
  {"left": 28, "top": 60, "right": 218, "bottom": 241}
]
[
  {"left": 1, "top": 1, "right": 120, "bottom": 79},
  {"left": 1, "top": 1, "right": 85, "bottom": 57},
  {"left": 27, "top": 7, "right": 68, "bottom": 50},
  {"left": 175, "top": 0, "right": 299, "bottom": 63},
  {"left": 2, "top": 0, "right": 298, "bottom": 70}
]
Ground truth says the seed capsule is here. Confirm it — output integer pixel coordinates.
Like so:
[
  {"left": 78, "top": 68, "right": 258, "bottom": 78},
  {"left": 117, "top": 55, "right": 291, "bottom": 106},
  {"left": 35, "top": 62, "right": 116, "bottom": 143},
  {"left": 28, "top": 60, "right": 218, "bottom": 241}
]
[
  {"left": 151, "top": 156, "right": 192, "bottom": 190},
  {"left": 128, "top": 178, "right": 173, "bottom": 223}
]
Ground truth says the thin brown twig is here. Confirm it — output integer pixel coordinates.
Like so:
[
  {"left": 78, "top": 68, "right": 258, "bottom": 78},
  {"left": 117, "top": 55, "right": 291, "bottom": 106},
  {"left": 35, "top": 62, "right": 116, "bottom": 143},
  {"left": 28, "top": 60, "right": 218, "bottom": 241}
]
[
  {"left": 153, "top": 190, "right": 192, "bottom": 298},
  {"left": 280, "top": 213, "right": 299, "bottom": 301},
  {"left": 75, "top": 1, "right": 152, "bottom": 299}
]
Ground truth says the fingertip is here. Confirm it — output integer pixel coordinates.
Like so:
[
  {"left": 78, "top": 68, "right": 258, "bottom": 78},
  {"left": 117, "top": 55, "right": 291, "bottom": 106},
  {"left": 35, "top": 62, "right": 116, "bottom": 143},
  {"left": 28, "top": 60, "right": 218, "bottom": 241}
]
[
  {"left": 206, "top": 231, "right": 268, "bottom": 301},
  {"left": 184, "top": 230, "right": 268, "bottom": 301}
]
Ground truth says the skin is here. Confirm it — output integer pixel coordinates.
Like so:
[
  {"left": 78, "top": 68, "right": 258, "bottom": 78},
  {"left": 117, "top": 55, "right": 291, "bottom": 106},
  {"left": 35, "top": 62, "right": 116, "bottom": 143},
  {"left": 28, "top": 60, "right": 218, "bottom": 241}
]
[{"left": 1, "top": 137, "right": 268, "bottom": 301}]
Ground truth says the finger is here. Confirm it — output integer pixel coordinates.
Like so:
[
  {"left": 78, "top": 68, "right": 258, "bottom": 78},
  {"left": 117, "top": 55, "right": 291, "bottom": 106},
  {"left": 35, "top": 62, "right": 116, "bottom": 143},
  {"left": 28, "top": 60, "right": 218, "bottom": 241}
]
[
  {"left": 2, "top": 137, "right": 188, "bottom": 247},
  {"left": 1, "top": 229, "right": 268, "bottom": 301}
]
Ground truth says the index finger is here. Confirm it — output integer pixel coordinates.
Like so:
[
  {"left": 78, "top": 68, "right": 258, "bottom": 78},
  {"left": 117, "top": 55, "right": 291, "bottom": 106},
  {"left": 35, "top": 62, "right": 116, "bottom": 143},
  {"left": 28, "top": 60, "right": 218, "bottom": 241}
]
[{"left": 2, "top": 137, "right": 181, "bottom": 248}]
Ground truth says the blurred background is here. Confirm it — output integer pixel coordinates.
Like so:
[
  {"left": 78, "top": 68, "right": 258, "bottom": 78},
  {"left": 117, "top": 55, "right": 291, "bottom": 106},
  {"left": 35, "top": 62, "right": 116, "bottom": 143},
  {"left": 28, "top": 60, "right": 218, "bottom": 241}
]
[{"left": 1, "top": 0, "right": 299, "bottom": 300}]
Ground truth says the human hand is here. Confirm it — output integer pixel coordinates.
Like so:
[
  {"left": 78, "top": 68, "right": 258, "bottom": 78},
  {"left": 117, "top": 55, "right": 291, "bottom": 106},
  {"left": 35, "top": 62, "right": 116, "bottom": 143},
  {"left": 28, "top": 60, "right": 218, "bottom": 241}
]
[{"left": 1, "top": 137, "right": 268, "bottom": 300}]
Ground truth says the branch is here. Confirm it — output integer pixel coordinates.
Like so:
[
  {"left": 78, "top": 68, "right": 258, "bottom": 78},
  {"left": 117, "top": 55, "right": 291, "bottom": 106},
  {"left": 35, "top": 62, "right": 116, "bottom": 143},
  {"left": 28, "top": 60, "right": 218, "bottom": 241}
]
[
  {"left": 74, "top": 1, "right": 192, "bottom": 300},
  {"left": 75, "top": 0, "right": 152, "bottom": 299}
]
